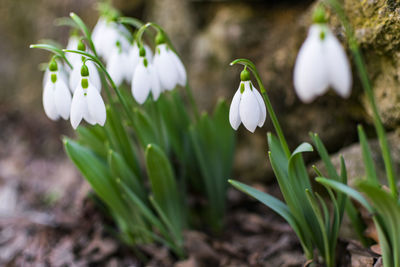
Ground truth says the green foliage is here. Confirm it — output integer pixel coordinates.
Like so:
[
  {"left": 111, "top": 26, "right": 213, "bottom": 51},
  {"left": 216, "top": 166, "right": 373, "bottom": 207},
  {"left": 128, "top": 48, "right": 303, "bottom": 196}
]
[{"left": 230, "top": 131, "right": 350, "bottom": 266}]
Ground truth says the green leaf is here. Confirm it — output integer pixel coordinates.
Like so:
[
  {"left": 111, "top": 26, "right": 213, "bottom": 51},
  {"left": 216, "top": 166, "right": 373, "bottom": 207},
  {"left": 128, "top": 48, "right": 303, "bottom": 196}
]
[
  {"left": 315, "top": 178, "right": 374, "bottom": 213},
  {"left": 106, "top": 106, "right": 141, "bottom": 177},
  {"left": 229, "top": 179, "right": 312, "bottom": 257},
  {"left": 357, "top": 125, "right": 379, "bottom": 186},
  {"left": 108, "top": 150, "right": 145, "bottom": 201},
  {"left": 145, "top": 144, "right": 186, "bottom": 232},
  {"left": 77, "top": 125, "right": 108, "bottom": 158},
  {"left": 357, "top": 180, "right": 400, "bottom": 266},
  {"left": 64, "top": 138, "right": 127, "bottom": 217},
  {"left": 310, "top": 133, "right": 339, "bottom": 181},
  {"left": 131, "top": 108, "right": 159, "bottom": 147},
  {"left": 188, "top": 100, "right": 235, "bottom": 230}
]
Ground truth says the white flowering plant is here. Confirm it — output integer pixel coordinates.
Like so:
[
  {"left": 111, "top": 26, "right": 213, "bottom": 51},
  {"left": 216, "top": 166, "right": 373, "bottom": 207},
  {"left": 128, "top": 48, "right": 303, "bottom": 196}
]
[
  {"left": 31, "top": 3, "right": 234, "bottom": 257},
  {"left": 227, "top": 2, "right": 400, "bottom": 266}
]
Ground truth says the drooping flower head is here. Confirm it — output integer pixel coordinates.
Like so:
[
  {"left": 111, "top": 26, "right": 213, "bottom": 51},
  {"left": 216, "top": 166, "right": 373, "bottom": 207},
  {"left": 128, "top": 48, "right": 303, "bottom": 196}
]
[
  {"left": 106, "top": 40, "right": 131, "bottom": 87},
  {"left": 92, "top": 17, "right": 130, "bottom": 62},
  {"left": 42, "top": 58, "right": 72, "bottom": 121},
  {"left": 125, "top": 41, "right": 153, "bottom": 86},
  {"left": 229, "top": 68, "right": 266, "bottom": 133},
  {"left": 293, "top": 7, "right": 352, "bottom": 103},
  {"left": 131, "top": 45, "right": 161, "bottom": 104},
  {"left": 70, "top": 64, "right": 106, "bottom": 129},
  {"left": 153, "top": 31, "right": 187, "bottom": 91},
  {"left": 69, "top": 40, "right": 101, "bottom": 92}
]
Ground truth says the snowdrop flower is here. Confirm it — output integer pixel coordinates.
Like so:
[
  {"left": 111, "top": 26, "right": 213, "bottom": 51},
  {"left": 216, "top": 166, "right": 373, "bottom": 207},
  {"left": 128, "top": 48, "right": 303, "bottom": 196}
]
[
  {"left": 70, "top": 64, "right": 106, "bottom": 129},
  {"left": 153, "top": 33, "right": 186, "bottom": 91},
  {"left": 293, "top": 16, "right": 352, "bottom": 103},
  {"left": 229, "top": 69, "right": 266, "bottom": 133},
  {"left": 92, "top": 17, "right": 130, "bottom": 62},
  {"left": 68, "top": 40, "right": 101, "bottom": 92},
  {"left": 42, "top": 59, "right": 72, "bottom": 121},
  {"left": 132, "top": 47, "right": 161, "bottom": 104},
  {"left": 106, "top": 40, "right": 130, "bottom": 87},
  {"left": 125, "top": 42, "right": 153, "bottom": 84}
]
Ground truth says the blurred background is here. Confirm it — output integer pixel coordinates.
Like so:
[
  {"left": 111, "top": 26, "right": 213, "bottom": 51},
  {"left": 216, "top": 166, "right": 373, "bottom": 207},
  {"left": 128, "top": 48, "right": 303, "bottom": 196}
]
[{"left": 0, "top": 0, "right": 399, "bottom": 265}]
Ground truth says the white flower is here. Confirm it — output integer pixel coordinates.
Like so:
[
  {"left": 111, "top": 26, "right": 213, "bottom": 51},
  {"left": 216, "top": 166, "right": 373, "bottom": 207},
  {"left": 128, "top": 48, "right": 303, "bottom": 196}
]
[
  {"left": 107, "top": 43, "right": 130, "bottom": 87},
  {"left": 229, "top": 81, "right": 266, "bottom": 133},
  {"left": 43, "top": 70, "right": 72, "bottom": 121},
  {"left": 153, "top": 44, "right": 187, "bottom": 91},
  {"left": 70, "top": 78, "right": 106, "bottom": 129},
  {"left": 125, "top": 42, "right": 153, "bottom": 84},
  {"left": 293, "top": 24, "right": 352, "bottom": 103},
  {"left": 69, "top": 60, "right": 101, "bottom": 93},
  {"left": 92, "top": 18, "right": 130, "bottom": 61},
  {"left": 132, "top": 56, "right": 161, "bottom": 104}
]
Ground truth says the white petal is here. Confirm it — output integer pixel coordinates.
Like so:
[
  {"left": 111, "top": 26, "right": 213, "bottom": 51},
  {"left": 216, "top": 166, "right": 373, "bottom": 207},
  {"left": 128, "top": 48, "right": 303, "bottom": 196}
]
[
  {"left": 145, "top": 44, "right": 153, "bottom": 62},
  {"left": 70, "top": 85, "right": 85, "bottom": 129},
  {"left": 325, "top": 30, "right": 352, "bottom": 98},
  {"left": 150, "top": 65, "right": 161, "bottom": 100},
  {"left": 154, "top": 44, "right": 179, "bottom": 91},
  {"left": 92, "top": 18, "right": 107, "bottom": 56},
  {"left": 69, "top": 63, "right": 81, "bottom": 93},
  {"left": 87, "top": 61, "right": 102, "bottom": 91},
  {"left": 132, "top": 59, "right": 151, "bottom": 104},
  {"left": 87, "top": 84, "right": 106, "bottom": 126},
  {"left": 251, "top": 83, "right": 266, "bottom": 127},
  {"left": 229, "top": 86, "right": 242, "bottom": 130},
  {"left": 170, "top": 51, "right": 187, "bottom": 86},
  {"left": 66, "top": 36, "right": 81, "bottom": 66},
  {"left": 126, "top": 43, "right": 140, "bottom": 83},
  {"left": 107, "top": 49, "right": 124, "bottom": 87},
  {"left": 43, "top": 82, "right": 59, "bottom": 121},
  {"left": 294, "top": 24, "right": 329, "bottom": 103},
  {"left": 54, "top": 79, "right": 72, "bottom": 120},
  {"left": 239, "top": 83, "right": 260, "bottom": 133},
  {"left": 43, "top": 69, "right": 50, "bottom": 89}
]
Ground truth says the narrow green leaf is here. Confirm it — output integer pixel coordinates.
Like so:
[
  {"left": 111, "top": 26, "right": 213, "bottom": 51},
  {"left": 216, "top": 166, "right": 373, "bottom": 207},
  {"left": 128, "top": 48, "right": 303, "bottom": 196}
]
[
  {"left": 316, "top": 178, "right": 374, "bottom": 213},
  {"left": 108, "top": 150, "right": 145, "bottom": 201},
  {"left": 229, "top": 179, "right": 311, "bottom": 254},
  {"left": 145, "top": 144, "right": 186, "bottom": 231},
  {"left": 357, "top": 125, "right": 379, "bottom": 186},
  {"left": 310, "top": 133, "right": 339, "bottom": 180}
]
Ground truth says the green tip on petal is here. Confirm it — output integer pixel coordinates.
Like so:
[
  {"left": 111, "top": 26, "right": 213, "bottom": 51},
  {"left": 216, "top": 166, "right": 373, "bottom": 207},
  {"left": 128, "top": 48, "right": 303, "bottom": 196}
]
[
  {"left": 81, "top": 78, "right": 89, "bottom": 89},
  {"left": 240, "top": 68, "right": 251, "bottom": 81},
  {"left": 240, "top": 82, "right": 245, "bottom": 93},
  {"left": 312, "top": 6, "right": 327, "bottom": 24},
  {"left": 81, "top": 64, "right": 89, "bottom": 77},
  {"left": 51, "top": 73, "right": 57, "bottom": 83}
]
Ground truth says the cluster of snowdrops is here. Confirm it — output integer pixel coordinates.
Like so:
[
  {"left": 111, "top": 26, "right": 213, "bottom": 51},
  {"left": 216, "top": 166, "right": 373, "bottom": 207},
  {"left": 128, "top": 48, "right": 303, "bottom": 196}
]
[{"left": 32, "top": 1, "right": 400, "bottom": 266}]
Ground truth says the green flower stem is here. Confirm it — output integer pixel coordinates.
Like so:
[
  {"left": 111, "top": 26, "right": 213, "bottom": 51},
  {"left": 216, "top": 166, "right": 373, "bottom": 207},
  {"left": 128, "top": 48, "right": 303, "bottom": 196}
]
[
  {"left": 70, "top": 12, "right": 99, "bottom": 59},
  {"left": 324, "top": 0, "right": 398, "bottom": 198},
  {"left": 118, "top": 17, "right": 144, "bottom": 29},
  {"left": 30, "top": 44, "right": 73, "bottom": 69},
  {"left": 230, "top": 59, "right": 291, "bottom": 158},
  {"left": 136, "top": 22, "right": 200, "bottom": 121}
]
